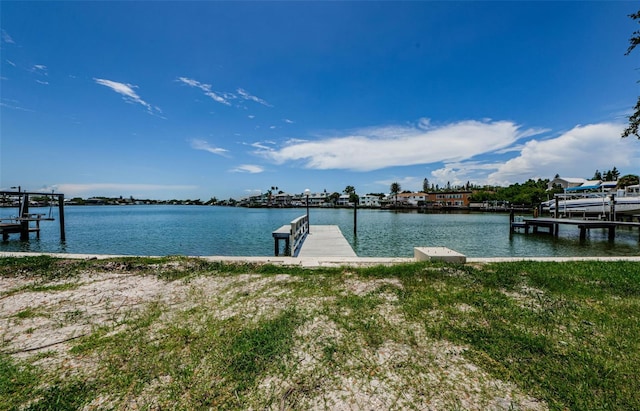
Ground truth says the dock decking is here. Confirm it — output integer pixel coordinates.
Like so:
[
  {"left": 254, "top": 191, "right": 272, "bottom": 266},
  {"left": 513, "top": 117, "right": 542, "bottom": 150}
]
[
  {"left": 297, "top": 225, "right": 357, "bottom": 257},
  {"left": 512, "top": 217, "right": 640, "bottom": 241}
]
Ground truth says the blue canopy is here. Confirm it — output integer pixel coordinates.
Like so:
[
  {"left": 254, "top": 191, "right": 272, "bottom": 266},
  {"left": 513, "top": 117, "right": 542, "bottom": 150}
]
[{"left": 565, "top": 184, "right": 601, "bottom": 192}]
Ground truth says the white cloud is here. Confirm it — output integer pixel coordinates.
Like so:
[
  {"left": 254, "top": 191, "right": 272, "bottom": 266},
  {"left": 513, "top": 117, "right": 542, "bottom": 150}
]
[
  {"left": 94, "top": 78, "right": 161, "bottom": 115},
  {"left": 0, "top": 100, "right": 34, "bottom": 112},
  {"left": 284, "top": 119, "right": 294, "bottom": 124},
  {"left": 177, "top": 77, "right": 272, "bottom": 108},
  {"left": 236, "top": 88, "right": 272, "bottom": 107},
  {"left": 177, "top": 77, "right": 231, "bottom": 106},
  {"left": 230, "top": 164, "right": 264, "bottom": 173},
  {"left": 486, "top": 123, "right": 640, "bottom": 185},
  {"left": 189, "top": 139, "right": 229, "bottom": 156},
  {"left": 2, "top": 30, "right": 15, "bottom": 44},
  {"left": 36, "top": 80, "right": 49, "bottom": 85},
  {"left": 257, "top": 119, "right": 543, "bottom": 172},
  {"left": 6, "top": 60, "right": 16, "bottom": 66}
]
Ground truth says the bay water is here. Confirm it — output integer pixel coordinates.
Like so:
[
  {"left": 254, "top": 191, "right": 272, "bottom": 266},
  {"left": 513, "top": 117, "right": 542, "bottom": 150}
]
[{"left": 1, "top": 205, "right": 639, "bottom": 257}]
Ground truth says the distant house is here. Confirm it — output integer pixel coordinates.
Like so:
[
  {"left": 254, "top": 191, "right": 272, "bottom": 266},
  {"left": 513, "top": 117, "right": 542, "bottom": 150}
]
[
  {"left": 547, "top": 177, "right": 587, "bottom": 190},
  {"left": 304, "top": 192, "right": 329, "bottom": 207},
  {"left": 359, "top": 194, "right": 381, "bottom": 208},
  {"left": 383, "top": 192, "right": 427, "bottom": 207},
  {"left": 336, "top": 194, "right": 352, "bottom": 207},
  {"left": 427, "top": 191, "right": 472, "bottom": 207},
  {"left": 274, "top": 193, "right": 293, "bottom": 206}
]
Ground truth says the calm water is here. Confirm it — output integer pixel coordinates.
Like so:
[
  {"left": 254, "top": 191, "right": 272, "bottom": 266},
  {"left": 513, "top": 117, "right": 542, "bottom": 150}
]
[{"left": 1, "top": 205, "right": 639, "bottom": 257}]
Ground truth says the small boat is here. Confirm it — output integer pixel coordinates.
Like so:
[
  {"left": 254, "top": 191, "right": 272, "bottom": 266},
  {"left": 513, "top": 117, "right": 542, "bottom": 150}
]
[{"left": 542, "top": 184, "right": 640, "bottom": 216}]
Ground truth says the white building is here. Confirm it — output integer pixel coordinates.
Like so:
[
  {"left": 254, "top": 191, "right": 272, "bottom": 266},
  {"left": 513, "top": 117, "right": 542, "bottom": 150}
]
[
  {"left": 359, "top": 194, "right": 381, "bottom": 208},
  {"left": 547, "top": 177, "right": 587, "bottom": 190}
]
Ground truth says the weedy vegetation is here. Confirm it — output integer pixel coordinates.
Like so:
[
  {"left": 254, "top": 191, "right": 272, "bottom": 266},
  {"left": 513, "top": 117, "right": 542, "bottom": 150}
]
[{"left": 0, "top": 256, "right": 639, "bottom": 410}]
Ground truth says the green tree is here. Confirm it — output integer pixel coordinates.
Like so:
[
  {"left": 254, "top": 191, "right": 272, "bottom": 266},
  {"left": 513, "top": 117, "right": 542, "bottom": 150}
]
[
  {"left": 612, "top": 166, "right": 620, "bottom": 180},
  {"left": 423, "top": 178, "right": 429, "bottom": 193},
  {"left": 623, "top": 10, "right": 640, "bottom": 139},
  {"left": 592, "top": 170, "right": 603, "bottom": 180},
  {"left": 343, "top": 185, "right": 358, "bottom": 204},
  {"left": 617, "top": 174, "right": 639, "bottom": 188},
  {"left": 390, "top": 182, "right": 401, "bottom": 208}
]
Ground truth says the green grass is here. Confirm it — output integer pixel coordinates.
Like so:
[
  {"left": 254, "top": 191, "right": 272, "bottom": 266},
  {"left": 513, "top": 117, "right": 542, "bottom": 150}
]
[{"left": 0, "top": 256, "right": 639, "bottom": 410}]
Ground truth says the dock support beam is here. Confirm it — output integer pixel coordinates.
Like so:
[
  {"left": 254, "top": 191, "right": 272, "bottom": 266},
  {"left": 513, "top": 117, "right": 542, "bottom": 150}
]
[
  {"left": 58, "top": 194, "right": 66, "bottom": 241},
  {"left": 20, "top": 194, "right": 29, "bottom": 241}
]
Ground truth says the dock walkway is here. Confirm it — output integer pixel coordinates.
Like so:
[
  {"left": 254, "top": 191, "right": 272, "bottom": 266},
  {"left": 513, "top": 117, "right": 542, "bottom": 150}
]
[{"left": 297, "top": 225, "right": 357, "bottom": 257}]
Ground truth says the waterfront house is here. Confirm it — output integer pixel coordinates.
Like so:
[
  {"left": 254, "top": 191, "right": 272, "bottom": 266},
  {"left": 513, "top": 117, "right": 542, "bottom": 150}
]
[
  {"left": 382, "top": 192, "right": 427, "bottom": 207},
  {"left": 427, "top": 191, "right": 472, "bottom": 207},
  {"left": 359, "top": 194, "right": 382, "bottom": 208},
  {"left": 547, "top": 177, "right": 587, "bottom": 190},
  {"left": 303, "top": 192, "right": 329, "bottom": 207},
  {"left": 274, "top": 193, "right": 293, "bottom": 207}
]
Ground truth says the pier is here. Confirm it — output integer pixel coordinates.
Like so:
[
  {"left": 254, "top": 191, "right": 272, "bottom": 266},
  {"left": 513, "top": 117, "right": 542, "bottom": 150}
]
[
  {"left": 511, "top": 216, "right": 640, "bottom": 241},
  {"left": 0, "top": 190, "right": 65, "bottom": 241},
  {"left": 272, "top": 215, "right": 356, "bottom": 257}
]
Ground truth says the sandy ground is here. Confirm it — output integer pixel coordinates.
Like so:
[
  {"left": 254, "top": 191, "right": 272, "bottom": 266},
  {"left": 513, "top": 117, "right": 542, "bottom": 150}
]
[{"left": 0, "top": 263, "right": 547, "bottom": 410}]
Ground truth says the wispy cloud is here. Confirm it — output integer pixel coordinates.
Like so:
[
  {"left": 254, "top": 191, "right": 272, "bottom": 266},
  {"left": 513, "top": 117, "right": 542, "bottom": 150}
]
[
  {"left": 230, "top": 164, "right": 264, "bottom": 173},
  {"left": 237, "top": 88, "right": 272, "bottom": 107},
  {"left": 0, "top": 100, "right": 35, "bottom": 112},
  {"left": 1, "top": 30, "right": 15, "bottom": 44},
  {"left": 284, "top": 119, "right": 294, "bottom": 124},
  {"left": 6, "top": 60, "right": 16, "bottom": 67},
  {"left": 177, "top": 77, "right": 231, "bottom": 106},
  {"left": 256, "top": 119, "right": 544, "bottom": 172},
  {"left": 177, "top": 77, "right": 271, "bottom": 108},
  {"left": 94, "top": 78, "right": 162, "bottom": 115},
  {"left": 36, "top": 79, "right": 49, "bottom": 85},
  {"left": 189, "top": 139, "right": 229, "bottom": 156}
]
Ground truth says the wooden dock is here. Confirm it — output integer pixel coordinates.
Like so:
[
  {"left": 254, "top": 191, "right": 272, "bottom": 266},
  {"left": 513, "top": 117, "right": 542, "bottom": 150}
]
[
  {"left": 512, "top": 217, "right": 640, "bottom": 241},
  {"left": 272, "top": 216, "right": 356, "bottom": 257},
  {"left": 297, "top": 225, "right": 357, "bottom": 257}
]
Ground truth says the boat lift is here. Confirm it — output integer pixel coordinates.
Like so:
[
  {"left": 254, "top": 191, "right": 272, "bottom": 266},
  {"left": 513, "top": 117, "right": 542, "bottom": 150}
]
[{"left": 0, "top": 189, "right": 66, "bottom": 241}]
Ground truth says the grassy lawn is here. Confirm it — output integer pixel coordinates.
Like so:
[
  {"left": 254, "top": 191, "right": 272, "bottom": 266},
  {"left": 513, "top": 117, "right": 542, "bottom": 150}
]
[{"left": 0, "top": 256, "right": 639, "bottom": 410}]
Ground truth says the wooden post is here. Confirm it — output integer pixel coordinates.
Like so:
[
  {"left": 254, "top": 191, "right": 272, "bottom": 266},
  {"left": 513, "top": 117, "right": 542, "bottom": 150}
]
[
  {"left": 554, "top": 197, "right": 559, "bottom": 219},
  {"left": 353, "top": 200, "right": 358, "bottom": 237},
  {"left": 509, "top": 209, "right": 514, "bottom": 233},
  {"left": 608, "top": 225, "right": 615, "bottom": 241},
  {"left": 610, "top": 194, "right": 616, "bottom": 222},
  {"left": 579, "top": 226, "right": 586, "bottom": 241},
  {"left": 20, "top": 194, "right": 29, "bottom": 240},
  {"left": 58, "top": 194, "right": 66, "bottom": 241}
]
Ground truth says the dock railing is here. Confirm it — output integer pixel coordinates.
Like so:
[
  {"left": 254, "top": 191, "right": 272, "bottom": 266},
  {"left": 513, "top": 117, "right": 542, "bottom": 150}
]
[{"left": 272, "top": 214, "right": 309, "bottom": 256}]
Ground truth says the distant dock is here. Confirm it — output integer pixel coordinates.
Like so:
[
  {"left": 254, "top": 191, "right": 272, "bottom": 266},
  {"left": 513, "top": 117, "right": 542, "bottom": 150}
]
[{"left": 0, "top": 190, "right": 65, "bottom": 241}]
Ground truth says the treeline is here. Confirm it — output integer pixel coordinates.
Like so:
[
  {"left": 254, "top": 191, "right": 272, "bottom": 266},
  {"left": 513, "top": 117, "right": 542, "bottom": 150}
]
[{"left": 469, "top": 179, "right": 554, "bottom": 206}]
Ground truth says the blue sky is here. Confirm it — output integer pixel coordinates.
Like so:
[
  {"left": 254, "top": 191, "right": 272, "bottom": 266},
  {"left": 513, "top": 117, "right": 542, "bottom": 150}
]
[{"left": 2, "top": 1, "right": 639, "bottom": 200}]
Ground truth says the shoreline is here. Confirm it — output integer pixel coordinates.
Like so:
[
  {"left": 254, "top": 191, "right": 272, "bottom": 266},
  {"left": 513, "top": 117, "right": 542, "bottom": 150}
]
[{"left": 2, "top": 251, "right": 640, "bottom": 267}]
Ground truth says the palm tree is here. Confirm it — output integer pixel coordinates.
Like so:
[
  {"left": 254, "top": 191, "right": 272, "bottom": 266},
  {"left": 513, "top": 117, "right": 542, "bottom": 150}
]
[{"left": 390, "top": 182, "right": 401, "bottom": 208}]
